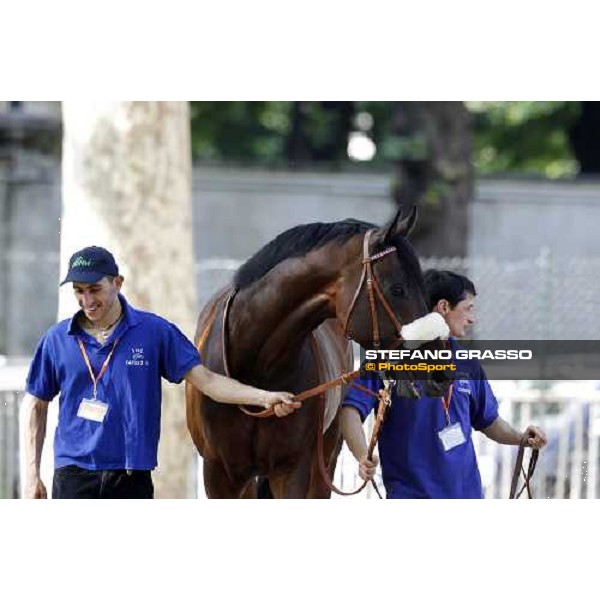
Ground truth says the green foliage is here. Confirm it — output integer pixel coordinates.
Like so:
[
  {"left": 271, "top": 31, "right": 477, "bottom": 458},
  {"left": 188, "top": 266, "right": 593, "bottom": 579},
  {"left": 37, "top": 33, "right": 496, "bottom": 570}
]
[
  {"left": 467, "top": 101, "right": 581, "bottom": 178},
  {"left": 190, "top": 101, "right": 356, "bottom": 165},
  {"left": 379, "top": 133, "right": 428, "bottom": 162},
  {"left": 190, "top": 101, "right": 584, "bottom": 177},
  {"left": 190, "top": 102, "right": 291, "bottom": 162}
]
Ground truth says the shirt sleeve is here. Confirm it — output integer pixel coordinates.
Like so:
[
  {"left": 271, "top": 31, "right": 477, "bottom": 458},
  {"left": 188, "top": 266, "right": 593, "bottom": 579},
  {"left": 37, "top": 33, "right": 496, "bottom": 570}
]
[
  {"left": 159, "top": 320, "right": 202, "bottom": 384},
  {"left": 342, "top": 377, "right": 381, "bottom": 422},
  {"left": 25, "top": 333, "right": 59, "bottom": 401},
  {"left": 469, "top": 363, "right": 500, "bottom": 431}
]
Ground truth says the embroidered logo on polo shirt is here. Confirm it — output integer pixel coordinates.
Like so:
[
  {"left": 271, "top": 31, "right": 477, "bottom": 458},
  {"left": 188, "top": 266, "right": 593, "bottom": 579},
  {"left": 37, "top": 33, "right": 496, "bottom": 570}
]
[
  {"left": 126, "top": 346, "right": 149, "bottom": 367},
  {"left": 456, "top": 380, "right": 471, "bottom": 394}
]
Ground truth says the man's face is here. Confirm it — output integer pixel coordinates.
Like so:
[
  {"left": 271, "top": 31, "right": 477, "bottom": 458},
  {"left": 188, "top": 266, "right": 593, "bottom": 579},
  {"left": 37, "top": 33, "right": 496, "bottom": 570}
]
[
  {"left": 444, "top": 293, "right": 476, "bottom": 338},
  {"left": 73, "top": 276, "right": 122, "bottom": 324}
]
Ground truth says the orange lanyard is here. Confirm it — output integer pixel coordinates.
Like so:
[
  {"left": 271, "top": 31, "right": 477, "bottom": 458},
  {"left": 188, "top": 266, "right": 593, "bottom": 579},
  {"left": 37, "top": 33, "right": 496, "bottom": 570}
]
[
  {"left": 77, "top": 337, "right": 120, "bottom": 399},
  {"left": 441, "top": 383, "right": 454, "bottom": 426}
]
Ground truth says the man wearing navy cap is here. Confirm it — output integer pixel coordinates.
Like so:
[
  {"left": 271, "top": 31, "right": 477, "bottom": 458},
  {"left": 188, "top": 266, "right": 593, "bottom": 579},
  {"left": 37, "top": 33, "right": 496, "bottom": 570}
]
[{"left": 23, "top": 246, "right": 300, "bottom": 499}]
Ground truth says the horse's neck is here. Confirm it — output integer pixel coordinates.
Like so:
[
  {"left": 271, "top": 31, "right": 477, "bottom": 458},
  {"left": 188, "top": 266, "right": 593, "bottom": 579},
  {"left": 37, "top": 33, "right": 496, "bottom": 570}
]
[{"left": 228, "top": 246, "right": 352, "bottom": 376}]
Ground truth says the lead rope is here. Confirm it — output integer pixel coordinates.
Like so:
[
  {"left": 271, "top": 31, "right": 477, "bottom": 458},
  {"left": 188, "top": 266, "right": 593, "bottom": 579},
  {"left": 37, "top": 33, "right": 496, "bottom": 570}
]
[
  {"left": 509, "top": 441, "right": 540, "bottom": 499},
  {"left": 315, "top": 378, "right": 390, "bottom": 497},
  {"left": 311, "top": 335, "right": 389, "bottom": 497}
]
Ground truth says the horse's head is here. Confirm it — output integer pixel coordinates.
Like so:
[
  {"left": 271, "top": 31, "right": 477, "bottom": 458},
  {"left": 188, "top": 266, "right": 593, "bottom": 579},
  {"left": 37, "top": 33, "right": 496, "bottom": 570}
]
[
  {"left": 337, "top": 206, "right": 452, "bottom": 397},
  {"left": 339, "top": 205, "right": 427, "bottom": 348}
]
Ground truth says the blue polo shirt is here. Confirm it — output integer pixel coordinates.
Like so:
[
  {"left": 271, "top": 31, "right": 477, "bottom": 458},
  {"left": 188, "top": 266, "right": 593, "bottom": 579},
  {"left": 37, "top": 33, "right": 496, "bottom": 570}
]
[
  {"left": 26, "top": 295, "right": 201, "bottom": 471},
  {"left": 343, "top": 341, "right": 499, "bottom": 499}
]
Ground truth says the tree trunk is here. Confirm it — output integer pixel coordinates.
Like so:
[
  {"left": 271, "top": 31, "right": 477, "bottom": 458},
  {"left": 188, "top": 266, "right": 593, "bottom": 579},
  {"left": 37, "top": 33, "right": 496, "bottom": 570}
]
[
  {"left": 391, "top": 101, "right": 472, "bottom": 257},
  {"left": 569, "top": 101, "right": 600, "bottom": 175},
  {"left": 56, "top": 101, "right": 197, "bottom": 498},
  {"left": 286, "top": 101, "right": 311, "bottom": 165}
]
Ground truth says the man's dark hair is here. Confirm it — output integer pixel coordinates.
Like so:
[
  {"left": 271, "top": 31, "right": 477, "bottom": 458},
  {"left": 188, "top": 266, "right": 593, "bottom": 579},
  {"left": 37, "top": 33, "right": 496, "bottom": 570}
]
[{"left": 423, "top": 269, "right": 476, "bottom": 311}]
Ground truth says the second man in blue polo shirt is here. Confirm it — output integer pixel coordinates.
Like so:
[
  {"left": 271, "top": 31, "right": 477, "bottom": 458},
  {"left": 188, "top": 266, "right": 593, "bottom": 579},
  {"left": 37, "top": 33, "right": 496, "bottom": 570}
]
[{"left": 342, "top": 270, "right": 547, "bottom": 499}]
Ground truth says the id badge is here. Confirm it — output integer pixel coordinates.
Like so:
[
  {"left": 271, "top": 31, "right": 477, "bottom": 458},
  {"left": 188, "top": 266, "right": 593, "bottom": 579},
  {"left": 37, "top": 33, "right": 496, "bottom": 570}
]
[
  {"left": 438, "top": 422, "right": 466, "bottom": 452},
  {"left": 77, "top": 398, "right": 108, "bottom": 423}
]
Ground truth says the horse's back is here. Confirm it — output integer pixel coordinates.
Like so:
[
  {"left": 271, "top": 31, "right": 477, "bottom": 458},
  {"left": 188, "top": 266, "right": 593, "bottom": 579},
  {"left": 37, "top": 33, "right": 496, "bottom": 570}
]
[{"left": 185, "top": 285, "right": 232, "bottom": 458}]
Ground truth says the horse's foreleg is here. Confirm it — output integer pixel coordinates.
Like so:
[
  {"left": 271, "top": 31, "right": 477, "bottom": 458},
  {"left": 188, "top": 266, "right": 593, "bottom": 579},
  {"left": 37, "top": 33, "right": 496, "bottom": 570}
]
[
  {"left": 203, "top": 460, "right": 251, "bottom": 499},
  {"left": 268, "top": 461, "right": 312, "bottom": 499},
  {"left": 239, "top": 479, "right": 259, "bottom": 498}
]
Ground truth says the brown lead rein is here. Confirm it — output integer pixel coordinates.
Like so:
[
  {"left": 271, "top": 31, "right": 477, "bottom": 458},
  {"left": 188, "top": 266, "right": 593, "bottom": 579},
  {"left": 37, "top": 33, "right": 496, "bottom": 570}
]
[
  {"left": 234, "top": 227, "right": 407, "bottom": 416},
  {"left": 311, "top": 335, "right": 388, "bottom": 497},
  {"left": 237, "top": 370, "right": 387, "bottom": 418},
  {"left": 239, "top": 369, "right": 364, "bottom": 418},
  {"left": 316, "top": 379, "right": 390, "bottom": 497},
  {"left": 509, "top": 441, "right": 540, "bottom": 499},
  {"left": 198, "top": 293, "right": 390, "bottom": 495},
  {"left": 197, "top": 293, "right": 369, "bottom": 419}
]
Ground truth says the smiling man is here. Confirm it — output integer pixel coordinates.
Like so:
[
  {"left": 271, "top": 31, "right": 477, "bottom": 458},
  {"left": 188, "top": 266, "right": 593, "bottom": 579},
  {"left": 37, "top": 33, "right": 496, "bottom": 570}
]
[{"left": 23, "top": 246, "right": 300, "bottom": 499}]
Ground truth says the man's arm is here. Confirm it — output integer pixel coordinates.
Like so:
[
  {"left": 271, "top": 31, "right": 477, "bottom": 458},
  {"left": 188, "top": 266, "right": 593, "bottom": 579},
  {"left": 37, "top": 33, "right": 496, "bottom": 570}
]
[
  {"left": 482, "top": 416, "right": 547, "bottom": 449},
  {"left": 23, "top": 393, "right": 49, "bottom": 499},
  {"left": 184, "top": 364, "right": 301, "bottom": 418},
  {"left": 341, "top": 406, "right": 378, "bottom": 480}
]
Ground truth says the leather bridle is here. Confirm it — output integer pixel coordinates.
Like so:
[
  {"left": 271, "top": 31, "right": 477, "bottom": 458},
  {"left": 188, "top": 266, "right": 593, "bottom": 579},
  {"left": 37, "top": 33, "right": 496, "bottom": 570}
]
[
  {"left": 192, "top": 230, "right": 420, "bottom": 496},
  {"left": 210, "top": 228, "right": 419, "bottom": 419},
  {"left": 343, "top": 229, "right": 405, "bottom": 350}
]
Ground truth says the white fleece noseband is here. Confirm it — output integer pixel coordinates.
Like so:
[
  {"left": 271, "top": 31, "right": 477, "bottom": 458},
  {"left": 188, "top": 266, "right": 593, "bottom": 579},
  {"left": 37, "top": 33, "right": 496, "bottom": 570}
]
[{"left": 400, "top": 312, "right": 450, "bottom": 349}]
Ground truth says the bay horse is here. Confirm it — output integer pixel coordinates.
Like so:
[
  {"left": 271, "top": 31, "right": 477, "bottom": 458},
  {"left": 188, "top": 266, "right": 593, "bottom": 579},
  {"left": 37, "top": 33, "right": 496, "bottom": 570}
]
[{"left": 185, "top": 206, "right": 446, "bottom": 498}]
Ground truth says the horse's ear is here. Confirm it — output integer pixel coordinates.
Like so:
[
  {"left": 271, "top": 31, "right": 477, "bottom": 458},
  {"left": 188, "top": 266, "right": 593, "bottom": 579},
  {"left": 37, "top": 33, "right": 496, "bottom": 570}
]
[{"left": 380, "top": 204, "right": 419, "bottom": 243}]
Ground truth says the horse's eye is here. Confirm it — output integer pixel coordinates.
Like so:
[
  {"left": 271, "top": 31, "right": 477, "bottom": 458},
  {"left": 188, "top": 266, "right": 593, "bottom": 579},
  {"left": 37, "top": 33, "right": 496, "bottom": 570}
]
[{"left": 391, "top": 283, "right": 406, "bottom": 297}]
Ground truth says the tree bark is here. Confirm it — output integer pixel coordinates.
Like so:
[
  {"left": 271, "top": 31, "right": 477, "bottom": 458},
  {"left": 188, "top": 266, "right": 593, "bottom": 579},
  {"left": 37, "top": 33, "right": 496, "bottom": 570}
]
[
  {"left": 391, "top": 101, "right": 472, "bottom": 257},
  {"left": 57, "top": 101, "right": 197, "bottom": 498}
]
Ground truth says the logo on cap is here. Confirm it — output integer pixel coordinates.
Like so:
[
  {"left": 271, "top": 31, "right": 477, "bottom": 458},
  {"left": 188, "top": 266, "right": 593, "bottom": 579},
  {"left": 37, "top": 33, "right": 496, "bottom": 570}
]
[{"left": 71, "top": 256, "right": 93, "bottom": 269}]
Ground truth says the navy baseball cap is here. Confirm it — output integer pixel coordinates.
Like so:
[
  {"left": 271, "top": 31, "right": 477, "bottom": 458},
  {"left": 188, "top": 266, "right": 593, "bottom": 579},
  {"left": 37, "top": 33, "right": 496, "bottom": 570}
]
[{"left": 60, "top": 246, "right": 119, "bottom": 286}]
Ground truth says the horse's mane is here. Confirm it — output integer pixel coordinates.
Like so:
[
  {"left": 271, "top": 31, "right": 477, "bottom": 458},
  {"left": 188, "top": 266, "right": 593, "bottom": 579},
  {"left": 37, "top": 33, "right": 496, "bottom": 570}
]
[{"left": 235, "top": 219, "right": 374, "bottom": 289}]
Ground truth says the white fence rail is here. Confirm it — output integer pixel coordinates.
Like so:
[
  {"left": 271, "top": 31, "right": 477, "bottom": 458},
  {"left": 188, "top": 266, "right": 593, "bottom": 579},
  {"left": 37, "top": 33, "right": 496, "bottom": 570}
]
[
  {"left": 0, "top": 391, "right": 20, "bottom": 498},
  {"left": 477, "top": 386, "right": 600, "bottom": 499},
  {"left": 0, "top": 363, "right": 27, "bottom": 499},
  {"left": 331, "top": 383, "right": 600, "bottom": 499},
  {"left": 3, "top": 366, "right": 600, "bottom": 499}
]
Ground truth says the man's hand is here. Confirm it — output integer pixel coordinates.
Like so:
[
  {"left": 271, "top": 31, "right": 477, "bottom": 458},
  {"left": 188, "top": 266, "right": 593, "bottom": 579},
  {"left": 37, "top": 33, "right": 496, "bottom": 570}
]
[
  {"left": 186, "top": 365, "right": 302, "bottom": 416},
  {"left": 358, "top": 454, "right": 379, "bottom": 481},
  {"left": 27, "top": 476, "right": 47, "bottom": 499},
  {"left": 522, "top": 425, "right": 547, "bottom": 449},
  {"left": 260, "top": 391, "right": 302, "bottom": 418}
]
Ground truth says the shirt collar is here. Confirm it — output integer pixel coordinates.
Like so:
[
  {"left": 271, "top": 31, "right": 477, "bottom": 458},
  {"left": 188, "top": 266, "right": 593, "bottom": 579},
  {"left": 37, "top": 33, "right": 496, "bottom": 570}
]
[
  {"left": 118, "top": 294, "right": 141, "bottom": 327},
  {"left": 68, "top": 293, "right": 140, "bottom": 336}
]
